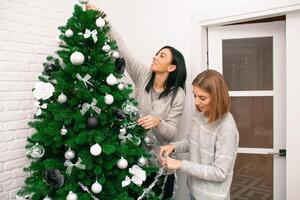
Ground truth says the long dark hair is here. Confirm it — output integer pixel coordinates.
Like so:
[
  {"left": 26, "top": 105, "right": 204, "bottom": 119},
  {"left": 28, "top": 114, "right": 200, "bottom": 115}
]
[{"left": 145, "top": 46, "right": 187, "bottom": 103}]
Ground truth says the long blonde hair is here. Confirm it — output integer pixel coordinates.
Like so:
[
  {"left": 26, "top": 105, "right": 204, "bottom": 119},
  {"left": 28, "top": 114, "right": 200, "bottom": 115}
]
[{"left": 192, "top": 69, "right": 230, "bottom": 123}]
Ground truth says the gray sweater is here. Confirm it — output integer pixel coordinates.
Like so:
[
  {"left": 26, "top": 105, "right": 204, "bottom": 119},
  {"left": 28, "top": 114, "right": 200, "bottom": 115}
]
[
  {"left": 172, "top": 112, "right": 239, "bottom": 200},
  {"left": 110, "top": 28, "right": 186, "bottom": 147}
]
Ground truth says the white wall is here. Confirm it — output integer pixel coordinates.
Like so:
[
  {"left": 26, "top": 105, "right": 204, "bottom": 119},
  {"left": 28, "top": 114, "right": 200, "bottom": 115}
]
[
  {"left": 286, "top": 11, "right": 300, "bottom": 200},
  {"left": 1, "top": 0, "right": 300, "bottom": 199}
]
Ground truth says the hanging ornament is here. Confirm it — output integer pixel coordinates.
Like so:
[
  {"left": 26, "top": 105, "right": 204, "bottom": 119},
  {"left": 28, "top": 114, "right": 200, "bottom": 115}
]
[
  {"left": 66, "top": 191, "right": 78, "bottom": 200},
  {"left": 33, "top": 82, "right": 55, "bottom": 100},
  {"left": 64, "top": 148, "right": 75, "bottom": 160},
  {"left": 122, "top": 101, "right": 141, "bottom": 121},
  {"left": 137, "top": 156, "right": 148, "bottom": 167},
  {"left": 79, "top": 0, "right": 89, "bottom": 4},
  {"left": 43, "top": 169, "right": 64, "bottom": 188},
  {"left": 144, "top": 136, "right": 151, "bottom": 145},
  {"left": 57, "top": 93, "right": 67, "bottom": 104},
  {"left": 111, "top": 51, "right": 120, "bottom": 59},
  {"left": 91, "top": 181, "right": 102, "bottom": 194},
  {"left": 65, "top": 29, "right": 74, "bottom": 38},
  {"left": 70, "top": 51, "right": 85, "bottom": 65},
  {"left": 120, "top": 127, "right": 126, "bottom": 135},
  {"left": 106, "top": 74, "right": 117, "bottom": 86},
  {"left": 60, "top": 126, "right": 68, "bottom": 135},
  {"left": 90, "top": 144, "right": 102, "bottom": 156},
  {"left": 102, "top": 43, "right": 111, "bottom": 52},
  {"left": 43, "top": 196, "right": 53, "bottom": 200},
  {"left": 78, "top": 182, "right": 100, "bottom": 200},
  {"left": 104, "top": 94, "right": 114, "bottom": 105},
  {"left": 117, "top": 157, "right": 128, "bottom": 169},
  {"left": 87, "top": 116, "right": 99, "bottom": 129},
  {"left": 80, "top": 98, "right": 101, "bottom": 116},
  {"left": 117, "top": 83, "right": 125, "bottom": 90},
  {"left": 64, "top": 158, "right": 86, "bottom": 175},
  {"left": 115, "top": 58, "right": 126, "bottom": 74},
  {"left": 112, "top": 108, "right": 126, "bottom": 121},
  {"left": 29, "top": 143, "right": 45, "bottom": 159},
  {"left": 44, "top": 63, "right": 56, "bottom": 75},
  {"left": 34, "top": 101, "right": 47, "bottom": 116},
  {"left": 96, "top": 17, "right": 105, "bottom": 28}
]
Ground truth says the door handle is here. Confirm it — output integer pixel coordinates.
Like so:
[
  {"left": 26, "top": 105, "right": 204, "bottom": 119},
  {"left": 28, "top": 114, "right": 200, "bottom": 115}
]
[{"left": 268, "top": 149, "right": 286, "bottom": 157}]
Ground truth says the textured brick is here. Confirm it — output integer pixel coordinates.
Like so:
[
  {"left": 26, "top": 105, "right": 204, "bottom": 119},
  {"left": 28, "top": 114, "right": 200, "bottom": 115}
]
[
  {"left": 4, "top": 158, "right": 28, "bottom": 171},
  {"left": 7, "top": 139, "right": 27, "bottom": 151},
  {"left": 0, "top": 131, "right": 15, "bottom": 142},
  {"left": 0, "top": 149, "right": 26, "bottom": 162},
  {"left": 0, "top": 171, "right": 13, "bottom": 182},
  {"left": 0, "top": 191, "right": 9, "bottom": 200},
  {"left": 14, "top": 130, "right": 29, "bottom": 139},
  {"left": 0, "top": 112, "right": 27, "bottom": 122},
  {"left": 5, "top": 101, "right": 20, "bottom": 111},
  {"left": 5, "top": 120, "right": 29, "bottom": 131}
]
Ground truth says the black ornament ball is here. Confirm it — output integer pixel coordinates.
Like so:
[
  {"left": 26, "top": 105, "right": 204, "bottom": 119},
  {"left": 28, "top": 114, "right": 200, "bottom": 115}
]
[
  {"left": 112, "top": 107, "right": 126, "bottom": 121},
  {"left": 44, "top": 63, "right": 56, "bottom": 75},
  {"left": 87, "top": 116, "right": 99, "bottom": 129},
  {"left": 114, "top": 58, "right": 126, "bottom": 74},
  {"left": 43, "top": 169, "right": 64, "bottom": 188}
]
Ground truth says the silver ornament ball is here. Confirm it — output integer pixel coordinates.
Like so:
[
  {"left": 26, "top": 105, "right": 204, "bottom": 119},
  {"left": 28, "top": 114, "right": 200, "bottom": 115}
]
[
  {"left": 30, "top": 143, "right": 45, "bottom": 159},
  {"left": 60, "top": 126, "right": 68, "bottom": 135},
  {"left": 111, "top": 51, "right": 120, "bottom": 59},
  {"left": 144, "top": 136, "right": 151, "bottom": 144},
  {"left": 91, "top": 181, "right": 102, "bottom": 194},
  {"left": 66, "top": 191, "right": 78, "bottom": 200},
  {"left": 102, "top": 44, "right": 111, "bottom": 52},
  {"left": 78, "top": 0, "right": 89, "bottom": 5},
  {"left": 57, "top": 93, "right": 67, "bottom": 104},
  {"left": 138, "top": 156, "right": 148, "bottom": 167},
  {"left": 70, "top": 51, "right": 85, "bottom": 65},
  {"left": 117, "top": 157, "right": 128, "bottom": 169},
  {"left": 64, "top": 148, "right": 75, "bottom": 160}
]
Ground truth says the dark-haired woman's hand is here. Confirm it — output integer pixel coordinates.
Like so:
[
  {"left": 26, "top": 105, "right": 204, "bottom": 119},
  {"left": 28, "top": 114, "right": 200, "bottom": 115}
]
[{"left": 137, "top": 115, "right": 160, "bottom": 129}]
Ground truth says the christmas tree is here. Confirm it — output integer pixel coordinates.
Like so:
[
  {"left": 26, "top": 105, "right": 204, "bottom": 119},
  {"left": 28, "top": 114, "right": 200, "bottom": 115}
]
[{"left": 17, "top": 2, "right": 159, "bottom": 200}]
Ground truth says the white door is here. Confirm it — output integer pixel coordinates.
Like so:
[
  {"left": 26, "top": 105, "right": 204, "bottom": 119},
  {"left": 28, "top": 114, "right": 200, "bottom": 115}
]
[{"left": 208, "top": 21, "right": 286, "bottom": 200}]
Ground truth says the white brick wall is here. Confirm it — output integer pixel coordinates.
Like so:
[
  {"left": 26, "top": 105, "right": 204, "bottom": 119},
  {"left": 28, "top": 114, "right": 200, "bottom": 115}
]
[{"left": 0, "top": 1, "right": 75, "bottom": 199}]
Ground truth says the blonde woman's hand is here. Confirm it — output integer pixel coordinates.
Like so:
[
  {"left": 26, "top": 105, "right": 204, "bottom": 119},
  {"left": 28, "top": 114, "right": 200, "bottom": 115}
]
[
  {"left": 159, "top": 144, "right": 175, "bottom": 161},
  {"left": 137, "top": 115, "right": 161, "bottom": 129},
  {"left": 165, "top": 156, "right": 182, "bottom": 170}
]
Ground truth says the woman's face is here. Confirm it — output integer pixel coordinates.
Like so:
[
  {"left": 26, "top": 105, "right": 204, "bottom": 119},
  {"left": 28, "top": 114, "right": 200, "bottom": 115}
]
[
  {"left": 151, "top": 48, "right": 174, "bottom": 73},
  {"left": 193, "top": 86, "right": 211, "bottom": 114}
]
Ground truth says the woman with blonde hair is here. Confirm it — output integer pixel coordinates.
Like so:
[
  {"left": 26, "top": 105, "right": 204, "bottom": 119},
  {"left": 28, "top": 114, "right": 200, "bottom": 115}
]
[{"left": 160, "top": 69, "right": 239, "bottom": 200}]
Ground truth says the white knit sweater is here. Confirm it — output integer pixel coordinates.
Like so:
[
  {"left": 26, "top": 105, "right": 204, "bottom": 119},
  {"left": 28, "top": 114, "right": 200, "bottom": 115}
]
[{"left": 172, "top": 112, "right": 239, "bottom": 200}]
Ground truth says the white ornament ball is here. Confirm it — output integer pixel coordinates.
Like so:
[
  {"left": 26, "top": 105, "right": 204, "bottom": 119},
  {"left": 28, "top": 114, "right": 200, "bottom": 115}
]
[
  {"left": 57, "top": 93, "right": 67, "bottom": 104},
  {"left": 117, "top": 157, "right": 128, "bottom": 169},
  {"left": 90, "top": 144, "right": 102, "bottom": 156},
  {"left": 43, "top": 196, "right": 53, "bottom": 200},
  {"left": 60, "top": 126, "right": 68, "bottom": 135},
  {"left": 96, "top": 17, "right": 105, "bottom": 28},
  {"left": 104, "top": 94, "right": 114, "bottom": 105},
  {"left": 102, "top": 44, "right": 111, "bottom": 52},
  {"left": 111, "top": 51, "right": 120, "bottom": 59},
  {"left": 66, "top": 191, "right": 78, "bottom": 200},
  {"left": 65, "top": 29, "right": 73, "bottom": 38},
  {"left": 64, "top": 148, "right": 75, "bottom": 160},
  {"left": 70, "top": 51, "right": 85, "bottom": 65},
  {"left": 106, "top": 74, "right": 117, "bottom": 86},
  {"left": 117, "top": 83, "right": 125, "bottom": 90},
  {"left": 91, "top": 181, "right": 102, "bottom": 194},
  {"left": 119, "top": 127, "right": 126, "bottom": 135},
  {"left": 138, "top": 156, "right": 148, "bottom": 167}
]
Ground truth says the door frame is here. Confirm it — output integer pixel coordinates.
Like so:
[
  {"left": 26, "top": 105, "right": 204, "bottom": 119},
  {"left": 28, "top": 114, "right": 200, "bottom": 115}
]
[{"left": 190, "top": 3, "right": 300, "bottom": 200}]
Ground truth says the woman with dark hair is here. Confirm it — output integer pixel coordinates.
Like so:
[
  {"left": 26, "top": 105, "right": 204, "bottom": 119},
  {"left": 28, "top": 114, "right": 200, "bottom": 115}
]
[
  {"left": 86, "top": 5, "right": 187, "bottom": 199},
  {"left": 160, "top": 69, "right": 239, "bottom": 200}
]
